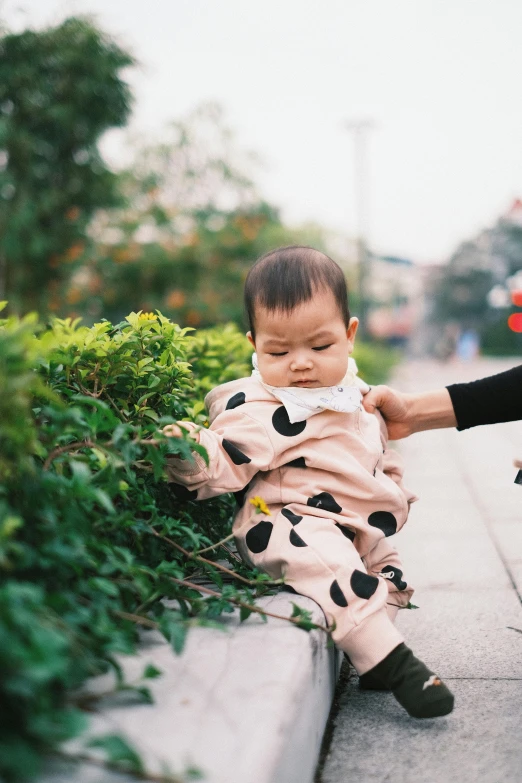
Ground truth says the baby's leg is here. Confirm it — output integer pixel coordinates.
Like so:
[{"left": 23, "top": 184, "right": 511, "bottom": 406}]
[
  {"left": 240, "top": 509, "right": 403, "bottom": 674},
  {"left": 241, "top": 510, "right": 453, "bottom": 718}
]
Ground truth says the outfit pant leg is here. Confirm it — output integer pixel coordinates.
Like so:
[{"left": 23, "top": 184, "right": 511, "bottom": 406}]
[
  {"left": 242, "top": 508, "right": 404, "bottom": 675},
  {"left": 363, "top": 537, "right": 415, "bottom": 617}
]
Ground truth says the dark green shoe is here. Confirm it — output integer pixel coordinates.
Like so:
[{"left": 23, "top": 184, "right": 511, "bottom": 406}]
[
  {"left": 362, "top": 643, "right": 454, "bottom": 718},
  {"left": 358, "top": 670, "right": 391, "bottom": 691}
]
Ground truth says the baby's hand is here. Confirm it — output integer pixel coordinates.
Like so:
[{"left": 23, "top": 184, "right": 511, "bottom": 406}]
[
  {"left": 162, "top": 422, "right": 200, "bottom": 443},
  {"left": 162, "top": 423, "right": 184, "bottom": 439}
]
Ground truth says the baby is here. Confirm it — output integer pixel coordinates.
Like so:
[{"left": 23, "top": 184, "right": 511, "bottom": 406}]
[{"left": 164, "top": 246, "right": 454, "bottom": 719}]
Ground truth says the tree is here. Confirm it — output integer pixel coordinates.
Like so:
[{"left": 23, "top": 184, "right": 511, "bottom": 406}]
[
  {"left": 0, "top": 16, "right": 135, "bottom": 313},
  {"left": 76, "top": 103, "right": 283, "bottom": 326}
]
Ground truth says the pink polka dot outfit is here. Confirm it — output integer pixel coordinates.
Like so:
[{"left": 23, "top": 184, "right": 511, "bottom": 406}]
[{"left": 166, "top": 375, "right": 417, "bottom": 674}]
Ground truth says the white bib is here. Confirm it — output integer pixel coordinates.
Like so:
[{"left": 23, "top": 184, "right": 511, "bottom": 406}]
[{"left": 252, "top": 354, "right": 366, "bottom": 423}]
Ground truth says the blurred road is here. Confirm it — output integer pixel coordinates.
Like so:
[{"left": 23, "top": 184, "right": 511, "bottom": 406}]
[{"left": 318, "top": 358, "right": 522, "bottom": 783}]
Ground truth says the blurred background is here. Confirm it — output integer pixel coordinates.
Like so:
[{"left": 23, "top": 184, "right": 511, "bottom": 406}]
[{"left": 0, "top": 0, "right": 521, "bottom": 357}]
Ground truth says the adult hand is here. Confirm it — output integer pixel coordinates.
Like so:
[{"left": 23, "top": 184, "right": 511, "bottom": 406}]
[
  {"left": 363, "top": 386, "right": 414, "bottom": 440},
  {"left": 363, "top": 385, "right": 457, "bottom": 438}
]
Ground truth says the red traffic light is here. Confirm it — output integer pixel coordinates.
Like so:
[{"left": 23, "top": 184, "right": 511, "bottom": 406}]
[{"left": 508, "top": 313, "right": 522, "bottom": 333}]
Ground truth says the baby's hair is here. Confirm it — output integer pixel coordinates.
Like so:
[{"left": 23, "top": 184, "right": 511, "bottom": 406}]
[{"left": 244, "top": 245, "right": 350, "bottom": 339}]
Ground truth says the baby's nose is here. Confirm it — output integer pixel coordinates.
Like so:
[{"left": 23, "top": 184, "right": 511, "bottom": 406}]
[{"left": 290, "top": 352, "right": 313, "bottom": 371}]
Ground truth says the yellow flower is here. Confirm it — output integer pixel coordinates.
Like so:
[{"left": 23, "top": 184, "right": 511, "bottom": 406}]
[
  {"left": 138, "top": 312, "right": 158, "bottom": 321},
  {"left": 249, "top": 496, "right": 271, "bottom": 516}
]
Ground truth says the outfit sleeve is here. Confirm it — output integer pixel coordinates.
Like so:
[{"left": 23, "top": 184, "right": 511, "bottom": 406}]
[
  {"left": 375, "top": 410, "right": 419, "bottom": 505},
  {"left": 446, "top": 364, "right": 522, "bottom": 430},
  {"left": 165, "top": 411, "right": 275, "bottom": 500}
]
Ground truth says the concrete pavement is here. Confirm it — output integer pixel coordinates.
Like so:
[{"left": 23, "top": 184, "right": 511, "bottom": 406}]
[{"left": 318, "top": 358, "right": 522, "bottom": 783}]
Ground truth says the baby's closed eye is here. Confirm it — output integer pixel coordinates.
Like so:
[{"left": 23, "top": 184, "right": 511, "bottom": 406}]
[{"left": 313, "top": 344, "right": 332, "bottom": 351}]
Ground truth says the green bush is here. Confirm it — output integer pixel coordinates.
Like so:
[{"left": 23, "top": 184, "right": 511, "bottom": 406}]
[
  {"left": 0, "top": 310, "right": 397, "bottom": 781},
  {"left": 0, "top": 311, "right": 268, "bottom": 781},
  {"left": 352, "top": 341, "right": 401, "bottom": 386}
]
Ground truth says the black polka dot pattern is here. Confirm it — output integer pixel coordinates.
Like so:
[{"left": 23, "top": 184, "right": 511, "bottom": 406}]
[
  {"left": 222, "top": 439, "right": 251, "bottom": 465},
  {"left": 233, "top": 482, "right": 250, "bottom": 507},
  {"left": 272, "top": 406, "right": 307, "bottom": 437},
  {"left": 281, "top": 584, "right": 299, "bottom": 594},
  {"left": 289, "top": 529, "right": 307, "bottom": 547},
  {"left": 307, "top": 492, "right": 342, "bottom": 514},
  {"left": 335, "top": 523, "right": 355, "bottom": 542},
  {"left": 330, "top": 580, "right": 348, "bottom": 607},
  {"left": 169, "top": 483, "right": 198, "bottom": 501},
  {"left": 226, "top": 392, "right": 246, "bottom": 410},
  {"left": 246, "top": 521, "right": 273, "bottom": 553},
  {"left": 368, "top": 511, "right": 397, "bottom": 537},
  {"left": 380, "top": 565, "right": 407, "bottom": 591},
  {"left": 284, "top": 457, "right": 307, "bottom": 468},
  {"left": 350, "top": 569, "right": 379, "bottom": 599},
  {"left": 281, "top": 508, "right": 303, "bottom": 526}
]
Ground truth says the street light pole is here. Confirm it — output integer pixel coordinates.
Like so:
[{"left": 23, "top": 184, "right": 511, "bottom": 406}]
[{"left": 345, "top": 118, "right": 376, "bottom": 338}]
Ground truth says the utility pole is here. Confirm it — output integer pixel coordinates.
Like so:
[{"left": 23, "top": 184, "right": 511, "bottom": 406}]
[{"left": 345, "top": 119, "right": 376, "bottom": 338}]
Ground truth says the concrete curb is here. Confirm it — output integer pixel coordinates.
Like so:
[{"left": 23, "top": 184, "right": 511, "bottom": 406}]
[{"left": 41, "top": 592, "right": 342, "bottom": 783}]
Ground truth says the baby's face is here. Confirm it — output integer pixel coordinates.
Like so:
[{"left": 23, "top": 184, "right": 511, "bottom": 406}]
[{"left": 247, "top": 288, "right": 358, "bottom": 388}]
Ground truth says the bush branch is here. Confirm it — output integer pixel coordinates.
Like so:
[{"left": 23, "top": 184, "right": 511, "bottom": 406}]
[
  {"left": 147, "top": 525, "right": 282, "bottom": 587},
  {"left": 169, "top": 576, "right": 331, "bottom": 634}
]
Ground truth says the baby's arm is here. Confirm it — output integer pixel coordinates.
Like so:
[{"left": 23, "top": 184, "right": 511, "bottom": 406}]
[{"left": 163, "top": 411, "right": 275, "bottom": 501}]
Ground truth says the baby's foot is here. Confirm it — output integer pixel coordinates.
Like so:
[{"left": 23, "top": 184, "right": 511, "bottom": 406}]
[{"left": 363, "top": 643, "right": 454, "bottom": 718}]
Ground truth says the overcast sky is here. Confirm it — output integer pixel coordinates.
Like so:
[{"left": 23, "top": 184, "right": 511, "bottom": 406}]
[{"left": 2, "top": 0, "right": 522, "bottom": 263}]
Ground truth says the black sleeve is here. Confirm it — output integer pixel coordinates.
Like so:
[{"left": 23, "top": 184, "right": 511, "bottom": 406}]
[{"left": 446, "top": 365, "right": 522, "bottom": 430}]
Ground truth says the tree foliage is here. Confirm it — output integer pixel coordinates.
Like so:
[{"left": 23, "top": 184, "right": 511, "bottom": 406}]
[
  {"left": 0, "top": 16, "right": 135, "bottom": 313},
  {"left": 65, "top": 102, "right": 338, "bottom": 328},
  {"left": 431, "top": 209, "right": 522, "bottom": 354}
]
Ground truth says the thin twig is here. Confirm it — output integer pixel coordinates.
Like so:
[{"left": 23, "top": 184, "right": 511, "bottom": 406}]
[
  {"left": 169, "top": 576, "right": 331, "bottom": 633},
  {"left": 220, "top": 543, "right": 242, "bottom": 563},
  {"left": 105, "top": 390, "right": 130, "bottom": 420},
  {"left": 43, "top": 435, "right": 169, "bottom": 470},
  {"left": 75, "top": 375, "right": 105, "bottom": 399},
  {"left": 112, "top": 609, "right": 159, "bottom": 629},
  {"left": 43, "top": 440, "right": 106, "bottom": 470},
  {"left": 147, "top": 525, "right": 282, "bottom": 587},
  {"left": 194, "top": 532, "right": 235, "bottom": 554}
]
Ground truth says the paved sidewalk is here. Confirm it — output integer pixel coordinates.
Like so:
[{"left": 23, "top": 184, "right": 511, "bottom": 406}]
[{"left": 319, "top": 358, "right": 522, "bottom": 783}]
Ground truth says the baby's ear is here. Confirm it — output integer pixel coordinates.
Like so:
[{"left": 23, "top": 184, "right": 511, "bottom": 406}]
[
  {"left": 346, "top": 317, "right": 359, "bottom": 351},
  {"left": 246, "top": 331, "right": 256, "bottom": 348}
]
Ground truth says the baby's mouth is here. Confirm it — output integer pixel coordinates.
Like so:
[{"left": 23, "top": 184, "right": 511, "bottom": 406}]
[{"left": 292, "top": 379, "right": 316, "bottom": 387}]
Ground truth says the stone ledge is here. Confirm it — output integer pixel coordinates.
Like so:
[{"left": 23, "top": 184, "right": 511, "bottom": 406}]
[{"left": 40, "top": 592, "right": 342, "bottom": 783}]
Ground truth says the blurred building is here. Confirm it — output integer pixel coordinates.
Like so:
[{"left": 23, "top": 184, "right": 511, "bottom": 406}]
[{"left": 366, "top": 254, "right": 422, "bottom": 347}]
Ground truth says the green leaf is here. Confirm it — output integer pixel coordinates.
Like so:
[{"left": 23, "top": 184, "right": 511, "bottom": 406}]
[
  {"left": 87, "top": 734, "right": 144, "bottom": 774},
  {"left": 159, "top": 612, "right": 188, "bottom": 655},
  {"left": 89, "top": 577, "right": 119, "bottom": 597},
  {"left": 239, "top": 605, "right": 252, "bottom": 623},
  {"left": 142, "top": 663, "right": 162, "bottom": 679},
  {"left": 93, "top": 488, "right": 115, "bottom": 514}
]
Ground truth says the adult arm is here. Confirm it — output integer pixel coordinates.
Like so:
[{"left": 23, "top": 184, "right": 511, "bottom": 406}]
[
  {"left": 447, "top": 364, "right": 522, "bottom": 430},
  {"left": 363, "top": 364, "right": 522, "bottom": 438}
]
